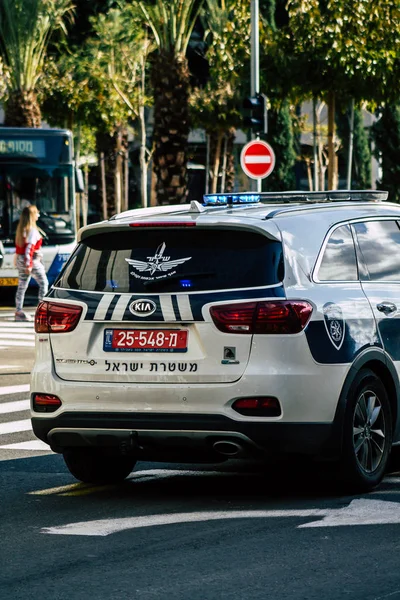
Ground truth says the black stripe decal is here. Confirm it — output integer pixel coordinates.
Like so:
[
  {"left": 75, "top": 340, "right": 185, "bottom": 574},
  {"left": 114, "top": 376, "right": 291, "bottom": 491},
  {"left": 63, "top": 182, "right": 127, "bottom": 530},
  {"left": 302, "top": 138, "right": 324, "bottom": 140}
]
[
  {"left": 47, "top": 286, "right": 285, "bottom": 321},
  {"left": 171, "top": 295, "right": 181, "bottom": 320},
  {"left": 105, "top": 294, "right": 121, "bottom": 320}
]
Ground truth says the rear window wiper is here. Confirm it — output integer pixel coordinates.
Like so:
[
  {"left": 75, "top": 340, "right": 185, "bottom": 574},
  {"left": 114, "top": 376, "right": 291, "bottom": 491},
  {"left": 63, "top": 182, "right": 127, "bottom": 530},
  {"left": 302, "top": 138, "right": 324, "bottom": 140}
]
[{"left": 143, "top": 271, "right": 215, "bottom": 289}]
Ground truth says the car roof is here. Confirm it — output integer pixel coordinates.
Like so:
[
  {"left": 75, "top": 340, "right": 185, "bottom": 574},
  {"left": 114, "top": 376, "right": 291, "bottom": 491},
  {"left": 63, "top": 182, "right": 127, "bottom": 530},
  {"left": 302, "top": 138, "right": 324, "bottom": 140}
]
[{"left": 78, "top": 190, "right": 400, "bottom": 243}]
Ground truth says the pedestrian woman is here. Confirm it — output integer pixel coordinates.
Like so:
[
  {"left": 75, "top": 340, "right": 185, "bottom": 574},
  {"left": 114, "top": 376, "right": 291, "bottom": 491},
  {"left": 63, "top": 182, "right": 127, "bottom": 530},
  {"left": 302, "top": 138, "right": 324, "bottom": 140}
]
[{"left": 14, "top": 205, "right": 48, "bottom": 321}]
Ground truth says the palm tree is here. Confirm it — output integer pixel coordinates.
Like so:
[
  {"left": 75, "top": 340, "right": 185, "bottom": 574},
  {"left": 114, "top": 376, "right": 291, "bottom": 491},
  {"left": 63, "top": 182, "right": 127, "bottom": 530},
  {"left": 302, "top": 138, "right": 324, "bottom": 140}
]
[
  {"left": 190, "top": 0, "right": 250, "bottom": 194},
  {"left": 139, "top": 0, "right": 203, "bottom": 204},
  {"left": 0, "top": 0, "right": 74, "bottom": 127}
]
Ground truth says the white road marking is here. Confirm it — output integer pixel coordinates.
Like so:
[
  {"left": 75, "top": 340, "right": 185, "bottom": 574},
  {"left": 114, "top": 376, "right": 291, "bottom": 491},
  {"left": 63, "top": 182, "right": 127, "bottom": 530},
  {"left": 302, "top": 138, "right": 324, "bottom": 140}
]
[
  {"left": 0, "top": 384, "right": 30, "bottom": 395},
  {"left": 0, "top": 320, "right": 34, "bottom": 327},
  {"left": 0, "top": 440, "right": 49, "bottom": 451},
  {"left": 0, "top": 365, "right": 19, "bottom": 370},
  {"left": 0, "top": 419, "right": 32, "bottom": 435},
  {"left": 244, "top": 155, "right": 271, "bottom": 164},
  {"left": 0, "top": 399, "right": 30, "bottom": 414},
  {"left": 41, "top": 499, "right": 400, "bottom": 537},
  {"left": 0, "top": 340, "right": 35, "bottom": 347},
  {"left": 0, "top": 333, "right": 35, "bottom": 340}
]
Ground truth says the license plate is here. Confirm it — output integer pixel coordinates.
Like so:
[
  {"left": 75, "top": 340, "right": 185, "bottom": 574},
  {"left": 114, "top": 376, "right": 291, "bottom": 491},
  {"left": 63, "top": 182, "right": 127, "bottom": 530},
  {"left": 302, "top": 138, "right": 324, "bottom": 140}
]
[
  {"left": 0, "top": 277, "right": 18, "bottom": 286},
  {"left": 103, "top": 329, "right": 188, "bottom": 352}
]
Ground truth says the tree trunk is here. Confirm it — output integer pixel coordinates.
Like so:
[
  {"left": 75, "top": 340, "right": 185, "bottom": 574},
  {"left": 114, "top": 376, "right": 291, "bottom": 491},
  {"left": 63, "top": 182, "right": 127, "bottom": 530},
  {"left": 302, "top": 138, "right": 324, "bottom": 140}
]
[
  {"left": 327, "top": 91, "right": 337, "bottom": 190},
  {"left": 211, "top": 131, "right": 223, "bottom": 194},
  {"left": 139, "top": 104, "right": 148, "bottom": 208},
  {"left": 96, "top": 131, "right": 118, "bottom": 218},
  {"left": 224, "top": 128, "right": 236, "bottom": 193},
  {"left": 4, "top": 90, "right": 41, "bottom": 127},
  {"left": 151, "top": 51, "right": 190, "bottom": 205},
  {"left": 313, "top": 97, "right": 318, "bottom": 191},
  {"left": 346, "top": 99, "right": 355, "bottom": 190},
  {"left": 114, "top": 129, "right": 123, "bottom": 215}
]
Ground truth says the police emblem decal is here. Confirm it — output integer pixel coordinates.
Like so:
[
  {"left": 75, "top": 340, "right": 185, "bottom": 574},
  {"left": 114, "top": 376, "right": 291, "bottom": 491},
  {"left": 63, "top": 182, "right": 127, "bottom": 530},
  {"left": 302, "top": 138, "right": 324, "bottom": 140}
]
[
  {"left": 323, "top": 303, "right": 345, "bottom": 350},
  {"left": 125, "top": 242, "right": 192, "bottom": 281}
]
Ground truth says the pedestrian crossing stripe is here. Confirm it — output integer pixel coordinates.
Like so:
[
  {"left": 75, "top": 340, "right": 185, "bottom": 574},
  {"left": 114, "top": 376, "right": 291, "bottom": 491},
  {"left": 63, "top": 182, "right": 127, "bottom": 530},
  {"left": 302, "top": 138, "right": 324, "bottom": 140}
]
[
  {"left": 0, "top": 440, "right": 49, "bottom": 450},
  {"left": 0, "top": 399, "right": 30, "bottom": 414},
  {"left": 0, "top": 384, "right": 30, "bottom": 395},
  {"left": 0, "top": 319, "right": 48, "bottom": 453}
]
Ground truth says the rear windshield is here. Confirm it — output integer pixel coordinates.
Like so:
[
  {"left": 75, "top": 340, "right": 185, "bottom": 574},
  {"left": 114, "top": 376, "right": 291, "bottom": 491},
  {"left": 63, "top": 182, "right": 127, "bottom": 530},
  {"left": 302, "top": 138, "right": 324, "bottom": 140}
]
[{"left": 55, "top": 228, "right": 284, "bottom": 293}]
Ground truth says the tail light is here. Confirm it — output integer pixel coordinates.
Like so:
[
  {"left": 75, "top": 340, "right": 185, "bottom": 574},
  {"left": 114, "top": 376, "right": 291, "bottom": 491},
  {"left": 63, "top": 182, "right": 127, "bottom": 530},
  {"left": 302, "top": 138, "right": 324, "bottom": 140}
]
[
  {"left": 35, "top": 301, "right": 83, "bottom": 333},
  {"left": 32, "top": 393, "right": 62, "bottom": 413},
  {"left": 232, "top": 397, "right": 281, "bottom": 417},
  {"left": 210, "top": 300, "right": 313, "bottom": 334}
]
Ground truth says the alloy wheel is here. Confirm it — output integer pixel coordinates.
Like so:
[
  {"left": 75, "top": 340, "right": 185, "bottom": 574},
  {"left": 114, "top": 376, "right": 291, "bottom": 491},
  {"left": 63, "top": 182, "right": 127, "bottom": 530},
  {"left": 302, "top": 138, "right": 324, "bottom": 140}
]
[{"left": 353, "top": 390, "right": 386, "bottom": 474}]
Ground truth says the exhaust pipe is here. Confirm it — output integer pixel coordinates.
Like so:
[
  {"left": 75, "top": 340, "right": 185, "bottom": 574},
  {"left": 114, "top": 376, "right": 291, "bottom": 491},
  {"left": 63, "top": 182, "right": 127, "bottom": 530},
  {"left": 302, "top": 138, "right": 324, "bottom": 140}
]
[{"left": 213, "top": 440, "right": 243, "bottom": 457}]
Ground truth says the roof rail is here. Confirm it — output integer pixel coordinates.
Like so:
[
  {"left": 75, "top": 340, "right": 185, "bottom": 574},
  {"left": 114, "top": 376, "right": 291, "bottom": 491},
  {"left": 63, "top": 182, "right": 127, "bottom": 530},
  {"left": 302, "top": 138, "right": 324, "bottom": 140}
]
[{"left": 203, "top": 190, "right": 388, "bottom": 206}]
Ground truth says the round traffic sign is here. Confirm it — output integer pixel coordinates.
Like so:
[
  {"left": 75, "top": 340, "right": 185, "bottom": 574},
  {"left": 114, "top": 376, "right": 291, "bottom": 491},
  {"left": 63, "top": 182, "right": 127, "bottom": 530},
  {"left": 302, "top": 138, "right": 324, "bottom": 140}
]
[{"left": 240, "top": 140, "right": 275, "bottom": 180}]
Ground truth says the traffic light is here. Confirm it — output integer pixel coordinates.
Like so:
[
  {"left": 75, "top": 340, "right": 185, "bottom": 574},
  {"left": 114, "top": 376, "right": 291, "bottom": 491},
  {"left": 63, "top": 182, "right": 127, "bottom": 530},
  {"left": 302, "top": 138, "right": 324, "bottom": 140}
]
[{"left": 243, "top": 93, "right": 268, "bottom": 134}]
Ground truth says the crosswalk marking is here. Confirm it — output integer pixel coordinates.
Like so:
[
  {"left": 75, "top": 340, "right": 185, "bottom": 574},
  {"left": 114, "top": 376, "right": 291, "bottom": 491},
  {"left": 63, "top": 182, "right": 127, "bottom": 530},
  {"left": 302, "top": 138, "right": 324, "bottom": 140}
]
[
  {"left": 0, "top": 384, "right": 30, "bottom": 395},
  {"left": 0, "top": 399, "right": 30, "bottom": 414},
  {"left": 0, "top": 321, "right": 35, "bottom": 349},
  {"left": 0, "top": 418, "right": 32, "bottom": 435},
  {"left": 0, "top": 318, "right": 50, "bottom": 455},
  {"left": 0, "top": 440, "right": 49, "bottom": 450},
  {"left": 0, "top": 319, "right": 34, "bottom": 327},
  {"left": 0, "top": 331, "right": 34, "bottom": 339},
  {"left": 0, "top": 340, "right": 35, "bottom": 347}
]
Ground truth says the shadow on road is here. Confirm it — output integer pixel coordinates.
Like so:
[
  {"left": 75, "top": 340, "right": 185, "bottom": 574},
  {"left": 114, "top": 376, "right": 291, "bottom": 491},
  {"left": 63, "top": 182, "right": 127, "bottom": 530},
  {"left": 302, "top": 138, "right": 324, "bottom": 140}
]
[{"left": 2, "top": 453, "right": 400, "bottom": 507}]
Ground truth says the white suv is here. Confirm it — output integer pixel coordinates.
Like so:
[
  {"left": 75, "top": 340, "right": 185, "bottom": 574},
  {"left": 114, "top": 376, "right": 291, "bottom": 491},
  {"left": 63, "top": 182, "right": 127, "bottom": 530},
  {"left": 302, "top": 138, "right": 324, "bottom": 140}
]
[{"left": 31, "top": 190, "right": 400, "bottom": 491}]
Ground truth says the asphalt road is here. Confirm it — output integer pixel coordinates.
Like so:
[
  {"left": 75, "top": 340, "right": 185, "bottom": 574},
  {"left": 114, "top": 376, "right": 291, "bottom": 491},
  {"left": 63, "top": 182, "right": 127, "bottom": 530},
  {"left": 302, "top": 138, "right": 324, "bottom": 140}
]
[{"left": 2, "top": 299, "right": 400, "bottom": 600}]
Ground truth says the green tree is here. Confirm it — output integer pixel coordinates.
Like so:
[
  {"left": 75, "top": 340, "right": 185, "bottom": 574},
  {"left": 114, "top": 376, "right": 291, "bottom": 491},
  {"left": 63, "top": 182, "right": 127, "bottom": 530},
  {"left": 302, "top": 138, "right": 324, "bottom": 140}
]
[
  {"left": 281, "top": 0, "right": 400, "bottom": 189},
  {"left": 353, "top": 109, "right": 371, "bottom": 189},
  {"left": 42, "top": 3, "right": 150, "bottom": 215},
  {"left": 0, "top": 0, "right": 74, "bottom": 127},
  {"left": 139, "top": 0, "right": 204, "bottom": 205},
  {"left": 263, "top": 101, "right": 296, "bottom": 191},
  {"left": 372, "top": 105, "right": 400, "bottom": 203},
  {"left": 260, "top": 0, "right": 296, "bottom": 191},
  {"left": 190, "top": 0, "right": 250, "bottom": 193}
]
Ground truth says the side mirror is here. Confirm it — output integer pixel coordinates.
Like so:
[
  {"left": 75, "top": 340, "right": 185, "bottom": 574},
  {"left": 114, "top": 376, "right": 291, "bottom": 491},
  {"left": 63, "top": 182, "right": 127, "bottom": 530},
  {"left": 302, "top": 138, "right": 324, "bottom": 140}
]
[
  {"left": 0, "top": 241, "right": 4, "bottom": 268},
  {"left": 75, "top": 167, "right": 85, "bottom": 194}
]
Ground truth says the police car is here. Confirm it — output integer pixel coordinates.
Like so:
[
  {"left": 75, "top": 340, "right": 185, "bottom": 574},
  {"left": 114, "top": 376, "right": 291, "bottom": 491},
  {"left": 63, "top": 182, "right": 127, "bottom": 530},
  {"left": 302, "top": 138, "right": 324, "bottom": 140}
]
[{"left": 31, "top": 190, "right": 400, "bottom": 491}]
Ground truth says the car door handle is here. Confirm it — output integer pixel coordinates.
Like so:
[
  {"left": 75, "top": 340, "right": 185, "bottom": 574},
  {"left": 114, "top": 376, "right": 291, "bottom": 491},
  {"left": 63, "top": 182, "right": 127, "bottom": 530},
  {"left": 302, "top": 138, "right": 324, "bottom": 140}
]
[{"left": 377, "top": 302, "right": 397, "bottom": 315}]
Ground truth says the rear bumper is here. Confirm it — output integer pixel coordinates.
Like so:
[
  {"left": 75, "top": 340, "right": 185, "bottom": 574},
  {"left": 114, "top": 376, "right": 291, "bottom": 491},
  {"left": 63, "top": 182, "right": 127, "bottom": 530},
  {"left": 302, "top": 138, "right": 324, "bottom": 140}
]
[{"left": 32, "top": 412, "right": 336, "bottom": 459}]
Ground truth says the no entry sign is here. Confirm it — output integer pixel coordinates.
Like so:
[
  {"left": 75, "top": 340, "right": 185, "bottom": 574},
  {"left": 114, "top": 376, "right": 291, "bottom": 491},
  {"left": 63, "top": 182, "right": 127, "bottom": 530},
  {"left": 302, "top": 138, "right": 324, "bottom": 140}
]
[{"left": 240, "top": 140, "right": 275, "bottom": 180}]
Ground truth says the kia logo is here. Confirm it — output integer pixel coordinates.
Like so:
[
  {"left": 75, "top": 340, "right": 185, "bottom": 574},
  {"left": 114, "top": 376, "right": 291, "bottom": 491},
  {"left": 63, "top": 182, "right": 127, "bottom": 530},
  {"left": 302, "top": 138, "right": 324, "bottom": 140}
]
[{"left": 129, "top": 299, "right": 157, "bottom": 317}]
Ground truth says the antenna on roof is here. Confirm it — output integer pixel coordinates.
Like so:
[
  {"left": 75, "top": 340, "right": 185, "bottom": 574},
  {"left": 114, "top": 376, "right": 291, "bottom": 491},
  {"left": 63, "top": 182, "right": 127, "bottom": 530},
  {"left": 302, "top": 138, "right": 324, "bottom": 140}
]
[{"left": 189, "top": 200, "right": 206, "bottom": 213}]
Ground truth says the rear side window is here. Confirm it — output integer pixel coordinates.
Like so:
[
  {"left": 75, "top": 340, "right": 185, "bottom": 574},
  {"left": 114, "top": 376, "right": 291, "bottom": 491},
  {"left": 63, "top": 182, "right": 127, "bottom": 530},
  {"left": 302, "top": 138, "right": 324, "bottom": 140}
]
[
  {"left": 56, "top": 228, "right": 284, "bottom": 293},
  {"left": 353, "top": 220, "right": 400, "bottom": 281},
  {"left": 317, "top": 224, "right": 358, "bottom": 281}
]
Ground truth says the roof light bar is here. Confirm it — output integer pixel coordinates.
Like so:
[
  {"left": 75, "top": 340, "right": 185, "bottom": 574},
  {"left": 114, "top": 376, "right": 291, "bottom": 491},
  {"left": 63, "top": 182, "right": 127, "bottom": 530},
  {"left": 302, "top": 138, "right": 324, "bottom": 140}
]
[
  {"left": 203, "top": 194, "right": 261, "bottom": 206},
  {"left": 203, "top": 190, "right": 388, "bottom": 207}
]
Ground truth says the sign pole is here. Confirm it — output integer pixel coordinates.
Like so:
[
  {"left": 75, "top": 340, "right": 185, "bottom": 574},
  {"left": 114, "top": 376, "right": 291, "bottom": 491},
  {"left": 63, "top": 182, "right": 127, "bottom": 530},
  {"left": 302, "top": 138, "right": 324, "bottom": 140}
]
[{"left": 251, "top": 0, "right": 262, "bottom": 192}]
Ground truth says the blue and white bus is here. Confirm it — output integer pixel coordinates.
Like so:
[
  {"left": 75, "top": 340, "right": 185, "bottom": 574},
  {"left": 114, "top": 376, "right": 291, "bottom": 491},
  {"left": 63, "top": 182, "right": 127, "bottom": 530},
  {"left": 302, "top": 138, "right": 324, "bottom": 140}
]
[{"left": 0, "top": 127, "right": 79, "bottom": 289}]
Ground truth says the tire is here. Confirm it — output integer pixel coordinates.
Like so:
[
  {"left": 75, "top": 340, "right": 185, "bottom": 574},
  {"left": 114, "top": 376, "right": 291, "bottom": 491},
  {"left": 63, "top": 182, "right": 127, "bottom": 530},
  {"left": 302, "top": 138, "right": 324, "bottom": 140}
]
[
  {"left": 63, "top": 448, "right": 137, "bottom": 484},
  {"left": 339, "top": 368, "right": 392, "bottom": 492}
]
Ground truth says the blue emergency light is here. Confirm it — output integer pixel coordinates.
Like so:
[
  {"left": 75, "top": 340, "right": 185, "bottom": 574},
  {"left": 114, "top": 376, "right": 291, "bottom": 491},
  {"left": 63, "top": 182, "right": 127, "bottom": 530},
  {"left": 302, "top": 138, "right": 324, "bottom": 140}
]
[{"left": 203, "top": 193, "right": 261, "bottom": 206}]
